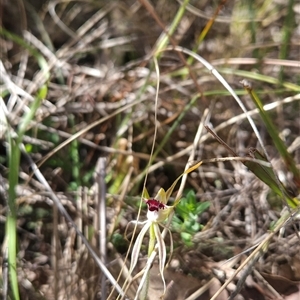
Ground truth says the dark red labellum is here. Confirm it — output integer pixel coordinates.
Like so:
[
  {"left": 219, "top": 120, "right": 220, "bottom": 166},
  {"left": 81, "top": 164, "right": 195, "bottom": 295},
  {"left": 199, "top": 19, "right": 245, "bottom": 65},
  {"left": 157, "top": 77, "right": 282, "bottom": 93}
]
[{"left": 146, "top": 199, "right": 165, "bottom": 211}]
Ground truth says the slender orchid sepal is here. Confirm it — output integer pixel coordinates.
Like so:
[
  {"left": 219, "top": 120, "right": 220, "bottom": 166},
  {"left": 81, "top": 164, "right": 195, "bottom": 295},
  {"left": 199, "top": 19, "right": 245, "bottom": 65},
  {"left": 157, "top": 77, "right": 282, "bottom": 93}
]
[
  {"left": 166, "top": 160, "right": 203, "bottom": 205},
  {"left": 129, "top": 221, "right": 152, "bottom": 274},
  {"left": 141, "top": 187, "right": 151, "bottom": 201},
  {"left": 153, "top": 222, "right": 167, "bottom": 291},
  {"left": 155, "top": 187, "right": 167, "bottom": 204}
]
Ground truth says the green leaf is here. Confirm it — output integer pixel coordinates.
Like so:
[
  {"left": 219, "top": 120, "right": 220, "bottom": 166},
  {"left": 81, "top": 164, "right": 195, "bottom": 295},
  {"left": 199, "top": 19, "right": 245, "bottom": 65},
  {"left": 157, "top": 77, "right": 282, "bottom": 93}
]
[
  {"left": 245, "top": 148, "right": 299, "bottom": 208},
  {"left": 180, "top": 232, "right": 193, "bottom": 247},
  {"left": 194, "top": 202, "right": 210, "bottom": 215},
  {"left": 243, "top": 82, "right": 300, "bottom": 189}
]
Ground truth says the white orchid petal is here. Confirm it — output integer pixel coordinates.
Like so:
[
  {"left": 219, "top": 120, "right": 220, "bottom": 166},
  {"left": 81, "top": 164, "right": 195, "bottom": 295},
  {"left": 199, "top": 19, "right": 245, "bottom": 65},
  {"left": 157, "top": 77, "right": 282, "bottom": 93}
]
[
  {"left": 153, "top": 223, "right": 166, "bottom": 294},
  {"left": 130, "top": 221, "right": 151, "bottom": 273}
]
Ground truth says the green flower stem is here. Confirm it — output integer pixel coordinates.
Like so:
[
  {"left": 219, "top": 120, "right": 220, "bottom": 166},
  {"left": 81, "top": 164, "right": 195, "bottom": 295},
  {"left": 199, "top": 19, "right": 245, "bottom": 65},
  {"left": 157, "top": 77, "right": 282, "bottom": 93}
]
[{"left": 148, "top": 223, "right": 156, "bottom": 256}]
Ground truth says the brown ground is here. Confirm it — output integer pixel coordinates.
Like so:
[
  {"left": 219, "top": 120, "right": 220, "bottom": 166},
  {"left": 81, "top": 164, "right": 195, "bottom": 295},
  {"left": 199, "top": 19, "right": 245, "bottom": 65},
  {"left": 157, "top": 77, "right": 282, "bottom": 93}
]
[{"left": 0, "top": 1, "right": 300, "bottom": 299}]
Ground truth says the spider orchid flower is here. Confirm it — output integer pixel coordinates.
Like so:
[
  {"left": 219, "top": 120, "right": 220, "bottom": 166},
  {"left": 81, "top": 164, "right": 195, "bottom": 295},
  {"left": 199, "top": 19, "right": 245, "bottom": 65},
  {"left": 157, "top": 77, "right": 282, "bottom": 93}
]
[
  {"left": 129, "top": 161, "right": 203, "bottom": 297},
  {"left": 129, "top": 187, "right": 173, "bottom": 295}
]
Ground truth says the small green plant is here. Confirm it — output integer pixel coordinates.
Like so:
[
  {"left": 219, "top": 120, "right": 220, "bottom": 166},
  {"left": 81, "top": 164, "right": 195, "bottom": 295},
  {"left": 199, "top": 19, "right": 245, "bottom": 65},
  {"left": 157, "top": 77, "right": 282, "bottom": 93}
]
[{"left": 172, "top": 190, "right": 210, "bottom": 247}]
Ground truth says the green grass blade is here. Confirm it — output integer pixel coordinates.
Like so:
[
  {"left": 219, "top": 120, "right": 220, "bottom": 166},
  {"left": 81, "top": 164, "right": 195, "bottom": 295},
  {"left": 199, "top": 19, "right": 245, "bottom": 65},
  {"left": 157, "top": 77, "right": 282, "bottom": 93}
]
[
  {"left": 5, "top": 85, "right": 47, "bottom": 300},
  {"left": 278, "top": 0, "right": 295, "bottom": 82},
  {"left": 242, "top": 81, "right": 300, "bottom": 189},
  {"left": 244, "top": 148, "right": 299, "bottom": 208},
  {"left": 6, "top": 136, "right": 21, "bottom": 300},
  {"left": 206, "top": 126, "right": 299, "bottom": 208},
  {"left": 155, "top": 0, "right": 190, "bottom": 54},
  {"left": 18, "top": 85, "right": 47, "bottom": 139},
  {"left": 219, "top": 68, "right": 300, "bottom": 92},
  {"left": 187, "top": 1, "right": 225, "bottom": 65}
]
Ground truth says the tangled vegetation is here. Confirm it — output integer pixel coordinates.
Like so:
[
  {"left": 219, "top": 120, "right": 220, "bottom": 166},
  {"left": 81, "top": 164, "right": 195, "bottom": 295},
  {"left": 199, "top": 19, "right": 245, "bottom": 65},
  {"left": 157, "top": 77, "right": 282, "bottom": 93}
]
[{"left": 0, "top": 1, "right": 300, "bottom": 299}]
